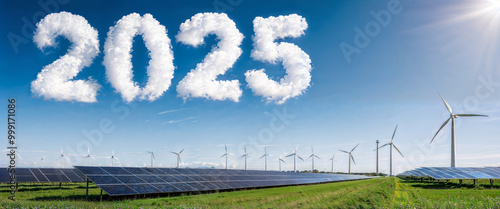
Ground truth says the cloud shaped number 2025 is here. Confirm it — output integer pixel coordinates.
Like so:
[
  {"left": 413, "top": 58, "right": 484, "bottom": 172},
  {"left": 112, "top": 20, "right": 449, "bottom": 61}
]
[{"left": 31, "top": 12, "right": 312, "bottom": 104}]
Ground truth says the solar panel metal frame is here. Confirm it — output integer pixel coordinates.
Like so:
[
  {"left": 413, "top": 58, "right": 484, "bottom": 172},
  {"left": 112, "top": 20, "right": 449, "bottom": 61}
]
[
  {"left": 0, "top": 168, "right": 86, "bottom": 183},
  {"left": 398, "top": 167, "right": 500, "bottom": 180},
  {"left": 75, "top": 166, "right": 372, "bottom": 196}
]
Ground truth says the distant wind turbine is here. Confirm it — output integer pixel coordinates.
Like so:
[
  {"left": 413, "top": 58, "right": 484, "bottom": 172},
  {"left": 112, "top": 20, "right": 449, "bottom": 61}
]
[
  {"left": 285, "top": 144, "right": 304, "bottom": 172},
  {"left": 260, "top": 147, "right": 271, "bottom": 171},
  {"left": 329, "top": 154, "right": 335, "bottom": 173},
  {"left": 171, "top": 148, "right": 184, "bottom": 168},
  {"left": 57, "top": 147, "right": 70, "bottom": 168},
  {"left": 239, "top": 146, "right": 250, "bottom": 170},
  {"left": 307, "top": 146, "right": 320, "bottom": 171},
  {"left": 83, "top": 147, "right": 96, "bottom": 166},
  {"left": 375, "top": 140, "right": 380, "bottom": 173},
  {"left": 278, "top": 155, "right": 286, "bottom": 171},
  {"left": 109, "top": 150, "right": 119, "bottom": 167},
  {"left": 146, "top": 151, "right": 155, "bottom": 167},
  {"left": 339, "top": 144, "right": 359, "bottom": 174},
  {"left": 430, "top": 93, "right": 488, "bottom": 167},
  {"left": 220, "top": 145, "right": 231, "bottom": 169},
  {"left": 378, "top": 125, "right": 404, "bottom": 176},
  {"left": 40, "top": 156, "right": 47, "bottom": 168}
]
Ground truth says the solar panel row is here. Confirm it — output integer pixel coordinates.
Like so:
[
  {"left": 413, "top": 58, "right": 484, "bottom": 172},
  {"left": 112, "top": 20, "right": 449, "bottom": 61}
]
[
  {"left": 398, "top": 167, "right": 500, "bottom": 179},
  {"left": 75, "top": 166, "right": 371, "bottom": 196},
  {"left": 0, "top": 168, "right": 86, "bottom": 183}
]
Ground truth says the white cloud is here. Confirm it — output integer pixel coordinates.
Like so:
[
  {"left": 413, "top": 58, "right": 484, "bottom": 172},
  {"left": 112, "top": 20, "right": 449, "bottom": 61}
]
[
  {"left": 103, "top": 13, "right": 175, "bottom": 102},
  {"left": 176, "top": 12, "right": 244, "bottom": 102},
  {"left": 245, "top": 14, "right": 312, "bottom": 104},
  {"left": 164, "top": 116, "right": 198, "bottom": 124},
  {"left": 158, "top": 108, "right": 185, "bottom": 114},
  {"left": 31, "top": 11, "right": 100, "bottom": 102}
]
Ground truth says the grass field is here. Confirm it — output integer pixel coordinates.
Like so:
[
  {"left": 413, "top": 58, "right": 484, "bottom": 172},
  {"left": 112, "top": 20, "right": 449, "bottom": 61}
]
[{"left": 0, "top": 177, "right": 499, "bottom": 208}]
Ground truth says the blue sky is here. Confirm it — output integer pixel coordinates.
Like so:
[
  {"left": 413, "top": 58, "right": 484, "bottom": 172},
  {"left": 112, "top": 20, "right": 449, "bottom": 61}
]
[{"left": 1, "top": 0, "right": 500, "bottom": 174}]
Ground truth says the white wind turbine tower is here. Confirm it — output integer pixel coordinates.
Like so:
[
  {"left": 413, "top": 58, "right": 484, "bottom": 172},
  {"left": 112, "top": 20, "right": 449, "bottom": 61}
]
[
  {"left": 278, "top": 155, "right": 286, "bottom": 171},
  {"left": 378, "top": 125, "right": 404, "bottom": 176},
  {"left": 57, "top": 147, "right": 70, "bottom": 168},
  {"left": 239, "top": 146, "right": 250, "bottom": 170},
  {"left": 339, "top": 144, "right": 359, "bottom": 174},
  {"left": 431, "top": 93, "right": 488, "bottom": 167},
  {"left": 285, "top": 144, "right": 304, "bottom": 172},
  {"left": 220, "top": 145, "right": 231, "bottom": 169},
  {"left": 40, "top": 156, "right": 47, "bottom": 168},
  {"left": 307, "top": 146, "right": 320, "bottom": 172},
  {"left": 146, "top": 151, "right": 155, "bottom": 167},
  {"left": 109, "top": 150, "right": 119, "bottom": 167},
  {"left": 171, "top": 148, "right": 184, "bottom": 168},
  {"left": 83, "top": 147, "right": 96, "bottom": 166},
  {"left": 329, "top": 154, "right": 335, "bottom": 173},
  {"left": 375, "top": 140, "right": 380, "bottom": 173},
  {"left": 260, "top": 147, "right": 271, "bottom": 171}
]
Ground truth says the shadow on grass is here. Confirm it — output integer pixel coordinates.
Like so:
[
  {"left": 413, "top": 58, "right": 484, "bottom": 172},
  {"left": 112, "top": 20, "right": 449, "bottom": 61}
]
[
  {"left": 399, "top": 178, "right": 500, "bottom": 190},
  {"left": 29, "top": 194, "right": 106, "bottom": 201}
]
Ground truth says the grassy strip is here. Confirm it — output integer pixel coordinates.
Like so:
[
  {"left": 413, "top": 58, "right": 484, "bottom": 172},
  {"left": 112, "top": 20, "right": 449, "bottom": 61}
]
[{"left": 393, "top": 178, "right": 500, "bottom": 209}]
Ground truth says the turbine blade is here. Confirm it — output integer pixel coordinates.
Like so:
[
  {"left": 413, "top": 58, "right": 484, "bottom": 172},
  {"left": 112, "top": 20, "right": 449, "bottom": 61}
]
[
  {"left": 61, "top": 147, "right": 63, "bottom": 154},
  {"left": 87, "top": 147, "right": 90, "bottom": 155},
  {"left": 260, "top": 155, "right": 266, "bottom": 159},
  {"left": 378, "top": 143, "right": 390, "bottom": 149},
  {"left": 179, "top": 148, "right": 184, "bottom": 154},
  {"left": 295, "top": 144, "right": 299, "bottom": 152},
  {"left": 225, "top": 144, "right": 227, "bottom": 152},
  {"left": 393, "top": 144, "right": 404, "bottom": 158},
  {"left": 350, "top": 155, "right": 356, "bottom": 165},
  {"left": 171, "top": 151, "right": 177, "bottom": 155},
  {"left": 221, "top": 153, "right": 227, "bottom": 158},
  {"left": 115, "top": 157, "right": 120, "bottom": 161},
  {"left": 430, "top": 117, "right": 451, "bottom": 144},
  {"left": 285, "top": 153, "right": 294, "bottom": 158},
  {"left": 239, "top": 155, "right": 245, "bottom": 159},
  {"left": 391, "top": 125, "right": 398, "bottom": 142},
  {"left": 455, "top": 114, "right": 488, "bottom": 117},
  {"left": 339, "top": 150, "right": 349, "bottom": 154},
  {"left": 438, "top": 92, "right": 453, "bottom": 114},
  {"left": 112, "top": 150, "right": 115, "bottom": 155},
  {"left": 297, "top": 156, "right": 304, "bottom": 161},
  {"left": 351, "top": 143, "right": 359, "bottom": 152}
]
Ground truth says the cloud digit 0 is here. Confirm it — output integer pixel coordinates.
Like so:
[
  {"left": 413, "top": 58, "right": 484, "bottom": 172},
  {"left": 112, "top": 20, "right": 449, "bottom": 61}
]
[{"left": 103, "top": 13, "right": 175, "bottom": 102}]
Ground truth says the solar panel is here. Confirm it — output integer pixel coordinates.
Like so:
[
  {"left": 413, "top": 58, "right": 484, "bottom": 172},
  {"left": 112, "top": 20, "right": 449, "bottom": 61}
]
[
  {"left": 398, "top": 167, "right": 500, "bottom": 180},
  {"left": 75, "top": 166, "right": 372, "bottom": 196},
  {"left": 0, "top": 168, "right": 85, "bottom": 183}
]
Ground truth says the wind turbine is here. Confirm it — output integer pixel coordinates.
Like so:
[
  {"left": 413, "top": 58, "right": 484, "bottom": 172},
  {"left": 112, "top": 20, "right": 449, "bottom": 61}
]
[
  {"left": 278, "top": 155, "right": 286, "bottom": 171},
  {"left": 375, "top": 140, "right": 380, "bottom": 173},
  {"left": 220, "top": 144, "right": 231, "bottom": 169},
  {"left": 146, "top": 151, "right": 155, "bottom": 167},
  {"left": 430, "top": 93, "right": 488, "bottom": 167},
  {"left": 40, "top": 156, "right": 47, "bottom": 168},
  {"left": 260, "top": 147, "right": 272, "bottom": 171},
  {"left": 339, "top": 144, "right": 359, "bottom": 174},
  {"left": 285, "top": 144, "right": 303, "bottom": 172},
  {"left": 307, "top": 146, "right": 320, "bottom": 172},
  {"left": 171, "top": 148, "right": 184, "bottom": 168},
  {"left": 239, "top": 146, "right": 250, "bottom": 170},
  {"left": 109, "top": 150, "right": 119, "bottom": 167},
  {"left": 57, "top": 147, "right": 70, "bottom": 168},
  {"left": 83, "top": 147, "right": 96, "bottom": 166},
  {"left": 328, "top": 154, "right": 335, "bottom": 173},
  {"left": 378, "top": 125, "right": 404, "bottom": 176}
]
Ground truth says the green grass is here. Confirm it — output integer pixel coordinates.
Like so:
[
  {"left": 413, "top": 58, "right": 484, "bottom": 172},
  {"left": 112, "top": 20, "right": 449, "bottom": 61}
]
[
  {"left": 1, "top": 177, "right": 499, "bottom": 208},
  {"left": 0, "top": 178, "right": 393, "bottom": 208},
  {"left": 394, "top": 178, "right": 500, "bottom": 209}
]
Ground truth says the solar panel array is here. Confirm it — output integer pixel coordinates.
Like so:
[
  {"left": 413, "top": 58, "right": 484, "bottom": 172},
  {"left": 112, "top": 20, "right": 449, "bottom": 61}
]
[
  {"left": 0, "top": 168, "right": 86, "bottom": 183},
  {"left": 75, "top": 166, "right": 371, "bottom": 196},
  {"left": 398, "top": 167, "right": 500, "bottom": 179}
]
